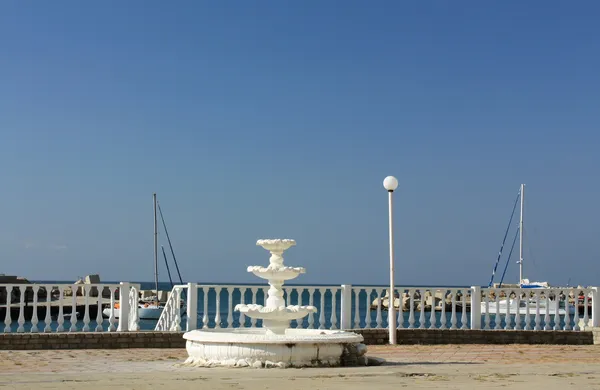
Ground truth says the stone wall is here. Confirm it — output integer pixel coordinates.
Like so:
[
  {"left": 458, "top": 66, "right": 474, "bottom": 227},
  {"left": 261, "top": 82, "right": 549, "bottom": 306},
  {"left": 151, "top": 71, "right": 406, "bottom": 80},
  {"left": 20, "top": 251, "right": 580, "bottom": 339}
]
[
  {"left": 0, "top": 332, "right": 186, "bottom": 350},
  {"left": 353, "top": 329, "right": 596, "bottom": 345},
  {"left": 0, "top": 329, "right": 597, "bottom": 350}
]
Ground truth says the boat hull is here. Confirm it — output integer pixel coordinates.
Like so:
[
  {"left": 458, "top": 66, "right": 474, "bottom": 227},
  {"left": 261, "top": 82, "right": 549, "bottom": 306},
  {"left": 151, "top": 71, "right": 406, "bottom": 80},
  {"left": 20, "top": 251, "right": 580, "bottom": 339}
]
[
  {"left": 102, "top": 307, "right": 185, "bottom": 320},
  {"left": 481, "top": 299, "right": 575, "bottom": 315}
]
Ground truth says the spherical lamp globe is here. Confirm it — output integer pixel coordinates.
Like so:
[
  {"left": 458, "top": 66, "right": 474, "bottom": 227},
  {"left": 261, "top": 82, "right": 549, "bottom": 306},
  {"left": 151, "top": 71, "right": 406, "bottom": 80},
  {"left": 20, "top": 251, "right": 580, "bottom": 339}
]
[{"left": 383, "top": 176, "right": 398, "bottom": 192}]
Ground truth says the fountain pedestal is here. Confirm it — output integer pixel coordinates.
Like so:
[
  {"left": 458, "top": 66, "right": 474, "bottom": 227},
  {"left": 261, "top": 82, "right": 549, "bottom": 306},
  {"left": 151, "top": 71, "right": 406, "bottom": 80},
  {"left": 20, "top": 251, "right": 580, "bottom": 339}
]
[{"left": 182, "top": 239, "right": 366, "bottom": 368}]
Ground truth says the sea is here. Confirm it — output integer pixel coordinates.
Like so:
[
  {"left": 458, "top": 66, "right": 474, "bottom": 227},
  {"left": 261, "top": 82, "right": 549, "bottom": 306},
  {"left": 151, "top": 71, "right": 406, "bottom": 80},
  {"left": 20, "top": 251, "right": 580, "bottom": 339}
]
[{"left": 5, "top": 281, "right": 576, "bottom": 333}]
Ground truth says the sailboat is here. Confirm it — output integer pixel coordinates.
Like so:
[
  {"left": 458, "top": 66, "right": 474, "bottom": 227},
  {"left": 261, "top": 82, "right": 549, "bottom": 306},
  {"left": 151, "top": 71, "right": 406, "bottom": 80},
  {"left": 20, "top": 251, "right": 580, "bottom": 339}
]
[
  {"left": 104, "top": 193, "right": 184, "bottom": 320},
  {"left": 481, "top": 184, "right": 574, "bottom": 315}
]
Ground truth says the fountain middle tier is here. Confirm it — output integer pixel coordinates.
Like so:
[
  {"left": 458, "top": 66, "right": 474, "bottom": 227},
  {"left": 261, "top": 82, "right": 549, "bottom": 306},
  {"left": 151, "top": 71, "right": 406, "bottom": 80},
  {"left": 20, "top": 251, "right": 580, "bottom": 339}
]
[{"left": 247, "top": 265, "right": 306, "bottom": 281}]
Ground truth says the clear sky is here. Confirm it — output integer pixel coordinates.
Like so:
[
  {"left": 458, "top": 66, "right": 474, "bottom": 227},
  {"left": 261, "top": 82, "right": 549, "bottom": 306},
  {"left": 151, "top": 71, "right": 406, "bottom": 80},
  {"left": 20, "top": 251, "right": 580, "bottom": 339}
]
[{"left": 1, "top": 1, "right": 598, "bottom": 287}]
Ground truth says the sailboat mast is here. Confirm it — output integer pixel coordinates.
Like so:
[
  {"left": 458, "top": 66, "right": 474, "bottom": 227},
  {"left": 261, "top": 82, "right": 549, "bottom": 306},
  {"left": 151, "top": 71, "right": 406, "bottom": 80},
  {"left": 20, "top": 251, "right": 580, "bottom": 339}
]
[
  {"left": 519, "top": 184, "right": 525, "bottom": 284},
  {"left": 153, "top": 193, "right": 159, "bottom": 302}
]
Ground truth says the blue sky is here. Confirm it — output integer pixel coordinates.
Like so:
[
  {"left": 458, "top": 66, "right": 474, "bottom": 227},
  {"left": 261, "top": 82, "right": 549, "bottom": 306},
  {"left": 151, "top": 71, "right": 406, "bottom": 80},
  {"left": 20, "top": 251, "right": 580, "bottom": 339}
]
[{"left": 1, "top": 1, "right": 598, "bottom": 286}]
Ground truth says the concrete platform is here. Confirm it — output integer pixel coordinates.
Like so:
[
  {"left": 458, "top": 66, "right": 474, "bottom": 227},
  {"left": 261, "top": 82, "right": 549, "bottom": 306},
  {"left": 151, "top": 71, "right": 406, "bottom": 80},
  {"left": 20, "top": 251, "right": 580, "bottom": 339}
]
[{"left": 1, "top": 345, "right": 600, "bottom": 389}]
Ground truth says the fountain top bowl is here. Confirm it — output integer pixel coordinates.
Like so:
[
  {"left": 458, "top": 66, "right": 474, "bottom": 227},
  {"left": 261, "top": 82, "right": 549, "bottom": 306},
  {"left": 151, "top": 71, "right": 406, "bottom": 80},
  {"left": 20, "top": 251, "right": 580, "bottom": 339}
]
[{"left": 256, "top": 239, "right": 296, "bottom": 252}]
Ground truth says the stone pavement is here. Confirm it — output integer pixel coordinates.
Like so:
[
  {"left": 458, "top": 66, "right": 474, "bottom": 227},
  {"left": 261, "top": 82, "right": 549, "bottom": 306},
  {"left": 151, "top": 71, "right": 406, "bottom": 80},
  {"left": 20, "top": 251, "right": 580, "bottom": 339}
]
[{"left": 0, "top": 345, "right": 599, "bottom": 389}]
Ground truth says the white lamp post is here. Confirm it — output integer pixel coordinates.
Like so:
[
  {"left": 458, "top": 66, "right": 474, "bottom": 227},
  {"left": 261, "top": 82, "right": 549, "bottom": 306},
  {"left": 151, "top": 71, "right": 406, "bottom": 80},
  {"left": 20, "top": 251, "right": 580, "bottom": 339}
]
[{"left": 383, "top": 175, "right": 398, "bottom": 345}]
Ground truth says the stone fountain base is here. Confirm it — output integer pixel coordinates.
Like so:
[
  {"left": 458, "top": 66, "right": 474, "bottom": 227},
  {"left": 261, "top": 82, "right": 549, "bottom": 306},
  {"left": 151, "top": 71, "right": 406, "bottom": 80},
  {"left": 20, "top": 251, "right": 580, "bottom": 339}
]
[{"left": 182, "top": 328, "right": 367, "bottom": 368}]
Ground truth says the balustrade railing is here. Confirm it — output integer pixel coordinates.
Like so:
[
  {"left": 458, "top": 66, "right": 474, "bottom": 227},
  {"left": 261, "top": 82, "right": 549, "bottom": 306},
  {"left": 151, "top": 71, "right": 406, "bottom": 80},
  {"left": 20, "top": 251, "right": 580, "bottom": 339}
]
[
  {"left": 156, "top": 284, "right": 600, "bottom": 333},
  {"left": 1, "top": 282, "right": 141, "bottom": 333}
]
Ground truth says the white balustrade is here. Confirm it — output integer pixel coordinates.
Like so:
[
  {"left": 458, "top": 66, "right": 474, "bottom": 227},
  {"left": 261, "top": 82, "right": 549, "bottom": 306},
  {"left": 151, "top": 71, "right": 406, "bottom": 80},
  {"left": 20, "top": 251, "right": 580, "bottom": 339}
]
[
  {"left": 0, "top": 282, "right": 127, "bottom": 334},
  {"left": 2, "top": 282, "right": 590, "bottom": 335}
]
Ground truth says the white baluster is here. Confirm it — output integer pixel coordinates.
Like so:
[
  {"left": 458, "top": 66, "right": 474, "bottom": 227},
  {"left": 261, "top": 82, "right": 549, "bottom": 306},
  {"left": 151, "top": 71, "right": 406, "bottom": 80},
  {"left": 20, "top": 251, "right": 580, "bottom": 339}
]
[
  {"left": 494, "top": 290, "right": 500, "bottom": 330},
  {"left": 504, "top": 290, "right": 512, "bottom": 330},
  {"left": 330, "top": 289, "right": 338, "bottom": 330},
  {"left": 202, "top": 287, "right": 209, "bottom": 329},
  {"left": 239, "top": 288, "right": 246, "bottom": 328},
  {"left": 408, "top": 289, "right": 415, "bottom": 329},
  {"left": 282, "top": 286, "right": 298, "bottom": 328},
  {"left": 57, "top": 286, "right": 65, "bottom": 332},
  {"left": 450, "top": 289, "right": 457, "bottom": 330},
  {"left": 298, "top": 288, "right": 307, "bottom": 329},
  {"left": 563, "top": 290, "right": 572, "bottom": 331},
  {"left": 17, "top": 286, "right": 25, "bottom": 333},
  {"left": 4, "top": 285, "right": 13, "bottom": 333},
  {"left": 263, "top": 287, "right": 269, "bottom": 307},
  {"left": 108, "top": 286, "right": 117, "bottom": 332},
  {"left": 226, "top": 287, "right": 233, "bottom": 329},
  {"left": 583, "top": 292, "right": 590, "bottom": 329},
  {"left": 534, "top": 291, "right": 541, "bottom": 330},
  {"left": 364, "top": 289, "right": 371, "bottom": 329},
  {"left": 483, "top": 291, "right": 490, "bottom": 330},
  {"left": 70, "top": 284, "right": 78, "bottom": 332},
  {"left": 573, "top": 290, "right": 580, "bottom": 331},
  {"left": 515, "top": 290, "right": 522, "bottom": 330},
  {"left": 397, "top": 288, "right": 403, "bottom": 329},
  {"left": 307, "top": 288, "right": 315, "bottom": 329},
  {"left": 31, "top": 285, "right": 39, "bottom": 333},
  {"left": 375, "top": 289, "right": 383, "bottom": 329},
  {"left": 429, "top": 289, "right": 437, "bottom": 329},
  {"left": 44, "top": 285, "right": 53, "bottom": 332},
  {"left": 129, "top": 287, "right": 140, "bottom": 331},
  {"left": 318, "top": 289, "right": 326, "bottom": 329},
  {"left": 95, "top": 285, "right": 104, "bottom": 332},
  {"left": 214, "top": 287, "right": 222, "bottom": 328},
  {"left": 544, "top": 292, "right": 551, "bottom": 330},
  {"left": 419, "top": 289, "right": 426, "bottom": 329},
  {"left": 173, "top": 287, "right": 182, "bottom": 331},
  {"left": 554, "top": 292, "right": 561, "bottom": 330},
  {"left": 461, "top": 290, "right": 468, "bottom": 330},
  {"left": 82, "top": 285, "right": 91, "bottom": 331},
  {"left": 250, "top": 287, "right": 258, "bottom": 328},
  {"left": 524, "top": 291, "right": 531, "bottom": 330},
  {"left": 440, "top": 289, "right": 447, "bottom": 329},
  {"left": 353, "top": 289, "right": 360, "bottom": 329}
]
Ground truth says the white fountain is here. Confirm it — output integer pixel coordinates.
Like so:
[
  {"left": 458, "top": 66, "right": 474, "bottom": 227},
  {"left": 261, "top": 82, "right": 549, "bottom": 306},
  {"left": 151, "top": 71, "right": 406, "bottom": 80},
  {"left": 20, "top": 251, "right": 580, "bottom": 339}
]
[{"left": 182, "top": 239, "right": 367, "bottom": 368}]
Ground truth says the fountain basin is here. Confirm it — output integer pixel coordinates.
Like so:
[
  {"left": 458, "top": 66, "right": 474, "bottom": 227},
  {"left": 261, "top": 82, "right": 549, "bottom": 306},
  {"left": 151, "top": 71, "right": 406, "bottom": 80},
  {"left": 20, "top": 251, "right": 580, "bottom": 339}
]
[{"left": 182, "top": 328, "right": 365, "bottom": 368}]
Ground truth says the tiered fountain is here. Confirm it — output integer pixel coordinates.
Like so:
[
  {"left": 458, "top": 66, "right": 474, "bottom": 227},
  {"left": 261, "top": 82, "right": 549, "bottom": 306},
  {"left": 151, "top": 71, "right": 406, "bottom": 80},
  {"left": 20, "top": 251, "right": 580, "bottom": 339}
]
[{"left": 183, "top": 239, "right": 366, "bottom": 368}]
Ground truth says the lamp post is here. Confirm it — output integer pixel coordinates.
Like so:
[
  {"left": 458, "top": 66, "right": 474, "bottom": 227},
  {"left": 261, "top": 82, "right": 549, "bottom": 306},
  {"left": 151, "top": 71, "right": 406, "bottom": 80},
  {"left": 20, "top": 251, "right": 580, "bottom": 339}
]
[{"left": 383, "top": 176, "right": 398, "bottom": 345}]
